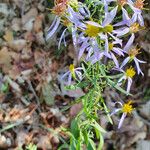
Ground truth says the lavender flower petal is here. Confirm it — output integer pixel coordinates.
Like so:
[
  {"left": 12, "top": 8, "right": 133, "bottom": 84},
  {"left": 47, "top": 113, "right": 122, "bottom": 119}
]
[
  {"left": 123, "top": 34, "right": 135, "bottom": 52},
  {"left": 118, "top": 113, "right": 127, "bottom": 129}
]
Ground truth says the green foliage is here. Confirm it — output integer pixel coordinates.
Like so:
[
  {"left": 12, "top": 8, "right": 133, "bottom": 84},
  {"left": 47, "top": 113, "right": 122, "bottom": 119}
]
[
  {"left": 0, "top": 82, "right": 8, "bottom": 93},
  {"left": 60, "top": 61, "right": 131, "bottom": 149},
  {"left": 26, "top": 143, "right": 37, "bottom": 150}
]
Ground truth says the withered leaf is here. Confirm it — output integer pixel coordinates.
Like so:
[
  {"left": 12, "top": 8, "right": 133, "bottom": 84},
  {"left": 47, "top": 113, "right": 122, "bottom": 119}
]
[{"left": 0, "top": 47, "right": 12, "bottom": 73}]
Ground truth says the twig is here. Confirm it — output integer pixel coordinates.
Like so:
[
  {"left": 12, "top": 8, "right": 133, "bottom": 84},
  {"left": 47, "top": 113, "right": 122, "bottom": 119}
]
[
  {"left": 26, "top": 80, "right": 41, "bottom": 113},
  {"left": 0, "top": 116, "right": 30, "bottom": 133}
]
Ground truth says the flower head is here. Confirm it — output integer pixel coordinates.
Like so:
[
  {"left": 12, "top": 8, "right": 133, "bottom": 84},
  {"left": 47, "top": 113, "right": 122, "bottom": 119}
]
[
  {"left": 122, "top": 100, "right": 134, "bottom": 114},
  {"left": 111, "top": 100, "right": 134, "bottom": 128},
  {"left": 129, "top": 23, "right": 140, "bottom": 33},
  {"left": 125, "top": 66, "right": 136, "bottom": 78},
  {"left": 69, "top": 64, "right": 76, "bottom": 78},
  {"left": 128, "top": 47, "right": 140, "bottom": 58},
  {"left": 69, "top": 64, "right": 75, "bottom": 73},
  {"left": 52, "top": 2, "right": 68, "bottom": 16},
  {"left": 134, "top": 0, "right": 145, "bottom": 10},
  {"left": 120, "top": 34, "right": 146, "bottom": 75},
  {"left": 61, "top": 64, "right": 83, "bottom": 85},
  {"left": 85, "top": 23, "right": 101, "bottom": 37},
  {"left": 116, "top": 66, "right": 135, "bottom": 93}
]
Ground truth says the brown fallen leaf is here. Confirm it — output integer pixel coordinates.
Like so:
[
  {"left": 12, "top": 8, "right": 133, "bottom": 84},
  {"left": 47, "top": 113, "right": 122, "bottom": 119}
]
[
  {"left": 34, "top": 14, "right": 44, "bottom": 33},
  {"left": 0, "top": 135, "right": 11, "bottom": 148},
  {"left": 70, "top": 102, "right": 82, "bottom": 118},
  {"left": 36, "top": 135, "right": 52, "bottom": 150},
  {"left": 3, "top": 30, "right": 14, "bottom": 42},
  {"left": 8, "top": 39, "right": 27, "bottom": 51},
  {"left": 0, "top": 47, "right": 12, "bottom": 73}
]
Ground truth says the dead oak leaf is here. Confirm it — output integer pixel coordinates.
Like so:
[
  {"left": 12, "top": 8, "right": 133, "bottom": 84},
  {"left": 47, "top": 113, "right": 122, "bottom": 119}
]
[{"left": 0, "top": 47, "right": 12, "bottom": 73}]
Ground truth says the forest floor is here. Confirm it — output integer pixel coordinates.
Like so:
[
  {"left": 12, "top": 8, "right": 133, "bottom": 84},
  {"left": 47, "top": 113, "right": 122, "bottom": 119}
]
[{"left": 0, "top": 0, "right": 150, "bottom": 150}]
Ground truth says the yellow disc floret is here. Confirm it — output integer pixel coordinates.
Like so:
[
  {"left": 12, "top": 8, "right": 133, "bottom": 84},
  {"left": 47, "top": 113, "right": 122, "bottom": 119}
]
[
  {"left": 69, "top": 64, "right": 75, "bottom": 74},
  {"left": 69, "top": 64, "right": 76, "bottom": 79},
  {"left": 128, "top": 47, "right": 140, "bottom": 58},
  {"left": 103, "top": 25, "right": 114, "bottom": 33},
  {"left": 108, "top": 43, "right": 114, "bottom": 51},
  {"left": 85, "top": 23, "right": 100, "bottom": 37},
  {"left": 129, "top": 23, "right": 140, "bottom": 33},
  {"left": 122, "top": 101, "right": 134, "bottom": 114},
  {"left": 126, "top": 66, "right": 136, "bottom": 78}
]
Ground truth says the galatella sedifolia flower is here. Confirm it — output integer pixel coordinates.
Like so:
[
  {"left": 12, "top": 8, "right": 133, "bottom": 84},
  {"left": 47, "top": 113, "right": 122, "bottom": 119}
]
[
  {"left": 111, "top": 100, "right": 134, "bottom": 128},
  {"left": 116, "top": 66, "right": 136, "bottom": 93},
  {"left": 61, "top": 64, "right": 83, "bottom": 85}
]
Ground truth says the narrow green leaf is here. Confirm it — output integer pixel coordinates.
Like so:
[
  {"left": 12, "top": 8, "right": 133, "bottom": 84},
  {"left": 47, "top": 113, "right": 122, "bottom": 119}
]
[
  {"left": 71, "top": 119, "right": 80, "bottom": 139},
  {"left": 91, "top": 121, "right": 106, "bottom": 133},
  {"left": 108, "top": 79, "right": 132, "bottom": 95},
  {"left": 88, "top": 138, "right": 96, "bottom": 150},
  {"left": 98, "top": 133, "right": 104, "bottom": 150}
]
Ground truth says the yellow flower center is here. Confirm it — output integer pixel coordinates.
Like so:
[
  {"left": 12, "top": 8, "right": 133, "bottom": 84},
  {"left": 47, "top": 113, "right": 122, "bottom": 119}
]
[
  {"left": 108, "top": 43, "right": 114, "bottom": 51},
  {"left": 85, "top": 24, "right": 101, "bottom": 37},
  {"left": 125, "top": 66, "right": 136, "bottom": 78},
  {"left": 129, "top": 23, "right": 140, "bottom": 33},
  {"left": 122, "top": 101, "right": 134, "bottom": 114},
  {"left": 128, "top": 47, "right": 140, "bottom": 58},
  {"left": 103, "top": 25, "right": 114, "bottom": 33},
  {"left": 69, "top": 64, "right": 75, "bottom": 74}
]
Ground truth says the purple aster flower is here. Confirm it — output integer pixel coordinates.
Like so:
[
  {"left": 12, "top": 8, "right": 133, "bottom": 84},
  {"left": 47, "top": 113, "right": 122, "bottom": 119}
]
[
  {"left": 66, "top": 6, "right": 87, "bottom": 29},
  {"left": 74, "top": 21, "right": 102, "bottom": 60},
  {"left": 61, "top": 64, "right": 83, "bottom": 85},
  {"left": 94, "top": 0, "right": 115, "bottom": 12},
  {"left": 46, "top": 16, "right": 61, "bottom": 40},
  {"left": 127, "top": 0, "right": 144, "bottom": 26},
  {"left": 115, "top": 66, "right": 136, "bottom": 93},
  {"left": 101, "top": 34, "right": 124, "bottom": 67},
  {"left": 46, "top": 2, "right": 88, "bottom": 43},
  {"left": 111, "top": 100, "right": 134, "bottom": 129},
  {"left": 113, "top": 9, "right": 142, "bottom": 37},
  {"left": 86, "top": 42, "right": 104, "bottom": 64},
  {"left": 102, "top": 6, "right": 118, "bottom": 27},
  {"left": 46, "top": 1, "right": 68, "bottom": 40},
  {"left": 120, "top": 34, "right": 146, "bottom": 75}
]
